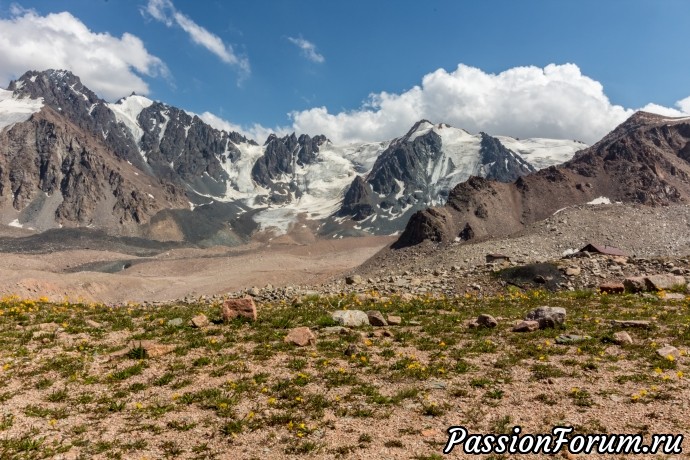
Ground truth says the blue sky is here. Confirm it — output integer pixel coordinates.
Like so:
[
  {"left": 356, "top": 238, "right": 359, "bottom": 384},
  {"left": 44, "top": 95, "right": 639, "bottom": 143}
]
[{"left": 0, "top": 0, "right": 688, "bottom": 143}]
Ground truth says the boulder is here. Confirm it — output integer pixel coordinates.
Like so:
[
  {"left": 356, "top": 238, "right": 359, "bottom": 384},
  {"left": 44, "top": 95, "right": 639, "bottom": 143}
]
[
  {"left": 599, "top": 283, "right": 625, "bottom": 294},
  {"left": 612, "top": 331, "right": 633, "bottom": 345},
  {"left": 386, "top": 315, "right": 402, "bottom": 326},
  {"left": 345, "top": 275, "right": 363, "bottom": 285},
  {"left": 222, "top": 297, "right": 257, "bottom": 322},
  {"left": 610, "top": 319, "right": 652, "bottom": 329},
  {"left": 332, "top": 310, "right": 370, "bottom": 327},
  {"left": 284, "top": 327, "right": 316, "bottom": 347},
  {"left": 624, "top": 277, "right": 647, "bottom": 293},
  {"left": 524, "top": 306, "right": 566, "bottom": 329},
  {"left": 656, "top": 345, "right": 680, "bottom": 360},
  {"left": 565, "top": 266, "right": 581, "bottom": 276},
  {"left": 645, "top": 274, "right": 686, "bottom": 291},
  {"left": 512, "top": 320, "right": 539, "bottom": 332},
  {"left": 190, "top": 314, "right": 210, "bottom": 328},
  {"left": 366, "top": 310, "right": 388, "bottom": 326},
  {"left": 477, "top": 314, "right": 498, "bottom": 328}
]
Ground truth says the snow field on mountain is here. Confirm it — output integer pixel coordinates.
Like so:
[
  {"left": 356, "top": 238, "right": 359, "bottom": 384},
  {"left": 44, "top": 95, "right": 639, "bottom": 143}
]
[
  {"left": 0, "top": 88, "right": 44, "bottom": 131},
  {"left": 497, "top": 136, "right": 586, "bottom": 170}
]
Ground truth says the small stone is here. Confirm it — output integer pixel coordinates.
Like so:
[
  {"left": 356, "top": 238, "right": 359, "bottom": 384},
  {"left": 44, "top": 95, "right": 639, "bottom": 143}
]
[
  {"left": 190, "top": 314, "right": 210, "bottom": 328},
  {"left": 565, "top": 266, "right": 581, "bottom": 276},
  {"left": 555, "top": 334, "right": 591, "bottom": 345},
  {"left": 321, "top": 326, "right": 348, "bottom": 335},
  {"left": 425, "top": 380, "right": 447, "bottom": 390},
  {"left": 386, "top": 315, "right": 402, "bottom": 326},
  {"left": 664, "top": 293, "right": 686, "bottom": 300},
  {"left": 222, "top": 297, "right": 257, "bottom": 322},
  {"left": 477, "top": 314, "right": 498, "bottom": 328},
  {"left": 610, "top": 320, "right": 652, "bottom": 329},
  {"left": 400, "top": 293, "right": 415, "bottom": 302},
  {"left": 345, "top": 275, "right": 363, "bottom": 285},
  {"left": 656, "top": 345, "right": 681, "bottom": 360},
  {"left": 366, "top": 310, "right": 387, "bottom": 326},
  {"left": 421, "top": 429, "right": 437, "bottom": 438},
  {"left": 512, "top": 320, "right": 539, "bottom": 332},
  {"left": 332, "top": 310, "right": 370, "bottom": 327},
  {"left": 284, "top": 327, "right": 316, "bottom": 347},
  {"left": 599, "top": 283, "right": 625, "bottom": 294},
  {"left": 85, "top": 319, "right": 102, "bottom": 328},
  {"left": 344, "top": 344, "right": 359, "bottom": 357},
  {"left": 166, "top": 318, "right": 184, "bottom": 327},
  {"left": 612, "top": 331, "right": 633, "bottom": 345},
  {"left": 248, "top": 287, "right": 260, "bottom": 297}
]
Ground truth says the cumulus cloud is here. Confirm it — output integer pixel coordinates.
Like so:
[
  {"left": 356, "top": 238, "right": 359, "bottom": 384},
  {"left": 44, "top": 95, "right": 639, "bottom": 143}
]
[
  {"left": 287, "top": 36, "right": 325, "bottom": 63},
  {"left": 676, "top": 96, "right": 690, "bottom": 114},
  {"left": 198, "top": 112, "right": 288, "bottom": 144},
  {"left": 0, "top": 6, "right": 167, "bottom": 100},
  {"left": 143, "top": 0, "right": 249, "bottom": 75},
  {"left": 288, "top": 63, "right": 690, "bottom": 144}
]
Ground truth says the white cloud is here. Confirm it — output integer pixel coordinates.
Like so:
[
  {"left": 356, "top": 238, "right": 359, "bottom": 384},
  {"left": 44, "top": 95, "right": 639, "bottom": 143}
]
[
  {"left": 287, "top": 36, "right": 325, "bottom": 63},
  {"left": 287, "top": 63, "right": 690, "bottom": 144},
  {"left": 0, "top": 7, "right": 167, "bottom": 100},
  {"left": 198, "top": 111, "right": 288, "bottom": 144},
  {"left": 676, "top": 96, "right": 690, "bottom": 114},
  {"left": 143, "top": 0, "right": 249, "bottom": 75}
]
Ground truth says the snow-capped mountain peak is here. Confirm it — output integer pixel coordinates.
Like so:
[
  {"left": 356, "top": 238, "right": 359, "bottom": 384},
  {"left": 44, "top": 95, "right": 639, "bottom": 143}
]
[{"left": 1, "top": 69, "right": 589, "bottom": 241}]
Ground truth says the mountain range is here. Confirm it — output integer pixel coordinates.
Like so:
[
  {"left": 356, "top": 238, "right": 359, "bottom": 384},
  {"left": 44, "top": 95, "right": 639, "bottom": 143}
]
[
  {"left": 0, "top": 69, "right": 586, "bottom": 244},
  {"left": 395, "top": 111, "right": 690, "bottom": 248}
]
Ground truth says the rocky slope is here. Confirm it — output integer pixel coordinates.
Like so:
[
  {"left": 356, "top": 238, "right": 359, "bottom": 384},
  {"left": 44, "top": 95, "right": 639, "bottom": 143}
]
[
  {"left": 395, "top": 112, "right": 690, "bottom": 248},
  {"left": 0, "top": 105, "right": 188, "bottom": 234}
]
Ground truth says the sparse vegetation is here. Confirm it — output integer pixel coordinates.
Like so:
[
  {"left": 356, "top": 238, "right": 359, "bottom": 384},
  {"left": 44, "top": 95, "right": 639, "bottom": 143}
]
[{"left": 0, "top": 290, "right": 687, "bottom": 458}]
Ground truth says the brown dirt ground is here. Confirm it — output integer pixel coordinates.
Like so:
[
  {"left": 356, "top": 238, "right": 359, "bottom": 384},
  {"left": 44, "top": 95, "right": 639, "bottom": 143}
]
[{"left": 0, "top": 236, "right": 395, "bottom": 304}]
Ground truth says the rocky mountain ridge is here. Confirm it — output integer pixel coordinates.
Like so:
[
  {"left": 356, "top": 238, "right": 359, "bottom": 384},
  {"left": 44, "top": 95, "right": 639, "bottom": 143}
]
[
  {"left": 1, "top": 69, "right": 586, "bottom": 241},
  {"left": 395, "top": 111, "right": 690, "bottom": 248}
]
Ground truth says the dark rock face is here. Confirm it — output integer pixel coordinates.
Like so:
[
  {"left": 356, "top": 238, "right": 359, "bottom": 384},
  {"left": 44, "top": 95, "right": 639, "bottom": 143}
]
[
  {"left": 251, "top": 133, "right": 327, "bottom": 204},
  {"left": 0, "top": 107, "right": 187, "bottom": 229},
  {"left": 252, "top": 133, "right": 326, "bottom": 186},
  {"left": 367, "top": 123, "right": 444, "bottom": 198},
  {"left": 393, "top": 207, "right": 454, "bottom": 249},
  {"left": 337, "top": 176, "right": 375, "bottom": 221},
  {"left": 479, "top": 132, "right": 535, "bottom": 181},
  {"left": 337, "top": 121, "right": 538, "bottom": 233},
  {"left": 394, "top": 111, "right": 690, "bottom": 248},
  {"left": 138, "top": 102, "right": 237, "bottom": 182},
  {"left": 8, "top": 70, "right": 257, "bottom": 200},
  {"left": 9, "top": 70, "right": 145, "bottom": 169}
]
